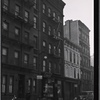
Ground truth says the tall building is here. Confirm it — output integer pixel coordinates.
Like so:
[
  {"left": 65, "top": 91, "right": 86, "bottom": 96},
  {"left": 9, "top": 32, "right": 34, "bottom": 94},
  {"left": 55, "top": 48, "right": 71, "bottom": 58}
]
[
  {"left": 64, "top": 20, "right": 92, "bottom": 92},
  {"left": 1, "top": 0, "right": 65, "bottom": 100},
  {"left": 64, "top": 38, "right": 81, "bottom": 100}
]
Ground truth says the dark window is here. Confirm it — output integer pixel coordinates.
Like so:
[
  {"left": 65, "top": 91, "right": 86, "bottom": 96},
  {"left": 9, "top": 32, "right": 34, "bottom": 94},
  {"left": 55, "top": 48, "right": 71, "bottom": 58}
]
[
  {"left": 27, "top": 79, "right": 32, "bottom": 93},
  {"left": 34, "top": 36, "right": 38, "bottom": 48},
  {"left": 49, "top": 44, "right": 52, "bottom": 54},
  {"left": 58, "top": 48, "right": 61, "bottom": 56},
  {"left": 58, "top": 32, "right": 61, "bottom": 37},
  {"left": 24, "top": 10, "right": 29, "bottom": 22},
  {"left": 3, "top": 0, "right": 8, "bottom": 10},
  {"left": 48, "top": 26, "right": 52, "bottom": 35},
  {"left": 70, "top": 51, "right": 72, "bottom": 62},
  {"left": 53, "top": 12, "right": 56, "bottom": 19},
  {"left": 9, "top": 76, "right": 14, "bottom": 93},
  {"left": 43, "top": 60, "right": 46, "bottom": 72},
  {"left": 24, "top": 54, "right": 29, "bottom": 65},
  {"left": 24, "top": 32, "right": 29, "bottom": 43},
  {"left": 33, "top": 57, "right": 37, "bottom": 69},
  {"left": 33, "top": 0, "right": 37, "bottom": 9},
  {"left": 54, "top": 46, "right": 56, "bottom": 55},
  {"left": 43, "top": 41, "right": 46, "bottom": 47},
  {"left": 42, "top": 4, "right": 46, "bottom": 13},
  {"left": 3, "top": 21, "right": 9, "bottom": 30},
  {"left": 2, "top": 47, "right": 8, "bottom": 63},
  {"left": 33, "top": 79, "right": 36, "bottom": 92},
  {"left": 73, "top": 53, "right": 76, "bottom": 63},
  {"left": 14, "top": 51, "right": 19, "bottom": 65},
  {"left": 43, "top": 22, "right": 46, "bottom": 32},
  {"left": 15, "top": 4, "right": 20, "bottom": 16},
  {"left": 58, "top": 16, "right": 60, "bottom": 22},
  {"left": 49, "top": 62, "right": 52, "bottom": 73},
  {"left": 54, "top": 63, "right": 57, "bottom": 73},
  {"left": 15, "top": 27, "right": 20, "bottom": 40},
  {"left": 2, "top": 75, "right": 7, "bottom": 93},
  {"left": 33, "top": 16, "right": 37, "bottom": 29},
  {"left": 48, "top": 8, "right": 51, "bottom": 17},
  {"left": 53, "top": 28, "right": 56, "bottom": 35}
]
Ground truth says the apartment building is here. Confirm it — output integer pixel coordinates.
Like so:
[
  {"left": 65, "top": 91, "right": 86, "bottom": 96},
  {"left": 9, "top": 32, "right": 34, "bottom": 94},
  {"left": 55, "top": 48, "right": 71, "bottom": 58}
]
[{"left": 1, "top": 0, "right": 65, "bottom": 100}]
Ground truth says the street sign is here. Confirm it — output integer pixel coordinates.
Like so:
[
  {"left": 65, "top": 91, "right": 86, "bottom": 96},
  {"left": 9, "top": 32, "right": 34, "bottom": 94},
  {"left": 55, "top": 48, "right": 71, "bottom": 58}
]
[{"left": 37, "top": 75, "right": 42, "bottom": 79}]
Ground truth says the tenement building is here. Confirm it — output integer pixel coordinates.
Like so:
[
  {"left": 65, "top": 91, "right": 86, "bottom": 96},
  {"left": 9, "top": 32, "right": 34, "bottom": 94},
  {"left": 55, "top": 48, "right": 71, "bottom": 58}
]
[
  {"left": 1, "top": 0, "right": 65, "bottom": 100},
  {"left": 64, "top": 20, "right": 92, "bottom": 92},
  {"left": 64, "top": 21, "right": 81, "bottom": 100}
]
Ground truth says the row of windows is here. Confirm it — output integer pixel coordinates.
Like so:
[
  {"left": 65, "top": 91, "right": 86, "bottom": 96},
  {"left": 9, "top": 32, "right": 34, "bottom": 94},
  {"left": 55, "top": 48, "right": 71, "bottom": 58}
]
[
  {"left": 2, "top": 75, "right": 36, "bottom": 94},
  {"left": 3, "top": 2, "right": 38, "bottom": 29},
  {"left": 42, "top": 21, "right": 61, "bottom": 37},
  {"left": 2, "top": 47, "right": 61, "bottom": 73},
  {"left": 82, "top": 71, "right": 91, "bottom": 80},
  {"left": 65, "top": 48, "right": 80, "bottom": 65},
  {"left": 42, "top": 58, "right": 61, "bottom": 73},
  {"left": 2, "top": 47, "right": 37, "bottom": 69},
  {"left": 2, "top": 21, "right": 38, "bottom": 48},
  {"left": 43, "top": 41, "right": 61, "bottom": 56},
  {"left": 42, "top": 3, "right": 61, "bottom": 22}
]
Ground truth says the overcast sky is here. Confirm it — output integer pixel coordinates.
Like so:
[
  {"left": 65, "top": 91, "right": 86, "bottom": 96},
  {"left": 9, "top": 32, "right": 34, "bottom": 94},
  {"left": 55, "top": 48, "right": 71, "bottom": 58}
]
[{"left": 63, "top": 0, "right": 94, "bottom": 56}]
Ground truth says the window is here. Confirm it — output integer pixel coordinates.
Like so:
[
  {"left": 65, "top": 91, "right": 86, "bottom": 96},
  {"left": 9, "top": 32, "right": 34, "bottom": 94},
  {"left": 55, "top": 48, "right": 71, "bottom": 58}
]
[
  {"left": 33, "top": 57, "right": 37, "bottom": 69},
  {"left": 3, "top": 22, "right": 9, "bottom": 30},
  {"left": 9, "top": 76, "right": 13, "bottom": 93},
  {"left": 14, "top": 51, "right": 19, "bottom": 65},
  {"left": 2, "top": 75, "right": 6, "bottom": 93},
  {"left": 15, "top": 5, "right": 20, "bottom": 16},
  {"left": 58, "top": 64, "right": 61, "bottom": 73},
  {"left": 49, "top": 44, "right": 52, "bottom": 54},
  {"left": 73, "top": 53, "right": 76, "bottom": 63},
  {"left": 33, "top": 79, "right": 36, "bottom": 92},
  {"left": 27, "top": 79, "right": 32, "bottom": 93},
  {"left": 2, "top": 47, "right": 8, "bottom": 63},
  {"left": 54, "top": 46, "right": 56, "bottom": 54},
  {"left": 24, "top": 10, "right": 29, "bottom": 22},
  {"left": 58, "top": 48, "right": 61, "bottom": 56},
  {"left": 24, "top": 32, "right": 29, "bottom": 42},
  {"left": 3, "top": 0, "right": 8, "bottom": 10},
  {"left": 43, "top": 41, "right": 46, "bottom": 47},
  {"left": 43, "top": 22, "right": 46, "bottom": 32},
  {"left": 33, "top": 0, "right": 37, "bottom": 9},
  {"left": 58, "top": 16, "right": 60, "bottom": 22},
  {"left": 48, "top": 26, "right": 51, "bottom": 35},
  {"left": 48, "top": 8, "right": 51, "bottom": 17},
  {"left": 53, "top": 12, "right": 56, "bottom": 19},
  {"left": 34, "top": 36, "right": 38, "bottom": 48},
  {"left": 70, "top": 51, "right": 72, "bottom": 62},
  {"left": 33, "top": 16, "right": 37, "bottom": 29},
  {"left": 24, "top": 54, "right": 29, "bottom": 64},
  {"left": 43, "top": 4, "right": 46, "bottom": 13},
  {"left": 43, "top": 60, "right": 46, "bottom": 72},
  {"left": 15, "top": 27, "right": 20, "bottom": 36},
  {"left": 58, "top": 32, "right": 61, "bottom": 37},
  {"left": 53, "top": 29, "right": 56, "bottom": 35},
  {"left": 54, "top": 63, "right": 57, "bottom": 73},
  {"left": 49, "top": 62, "right": 52, "bottom": 73}
]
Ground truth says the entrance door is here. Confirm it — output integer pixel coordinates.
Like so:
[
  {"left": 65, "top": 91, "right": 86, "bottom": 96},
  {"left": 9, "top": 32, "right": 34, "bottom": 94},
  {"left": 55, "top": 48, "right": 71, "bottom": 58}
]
[{"left": 18, "top": 74, "right": 25, "bottom": 98}]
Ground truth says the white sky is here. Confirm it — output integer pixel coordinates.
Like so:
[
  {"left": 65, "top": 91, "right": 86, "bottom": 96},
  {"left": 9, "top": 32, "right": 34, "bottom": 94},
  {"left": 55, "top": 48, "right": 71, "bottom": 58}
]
[{"left": 63, "top": 0, "right": 94, "bottom": 56}]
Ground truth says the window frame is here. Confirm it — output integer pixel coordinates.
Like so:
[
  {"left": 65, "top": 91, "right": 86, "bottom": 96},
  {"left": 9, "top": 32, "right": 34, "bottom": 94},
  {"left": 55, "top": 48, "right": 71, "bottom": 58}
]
[
  {"left": 43, "top": 60, "right": 46, "bottom": 72},
  {"left": 15, "top": 4, "right": 20, "bottom": 16},
  {"left": 49, "top": 44, "right": 52, "bottom": 54},
  {"left": 24, "top": 10, "right": 29, "bottom": 22},
  {"left": 33, "top": 16, "right": 37, "bottom": 29},
  {"left": 9, "top": 76, "right": 14, "bottom": 93},
  {"left": 3, "top": 0, "right": 9, "bottom": 11},
  {"left": 43, "top": 22, "right": 46, "bottom": 33},
  {"left": 33, "top": 56, "right": 37, "bottom": 69},
  {"left": 2, "top": 47, "right": 8, "bottom": 63},
  {"left": 24, "top": 53, "right": 29, "bottom": 64},
  {"left": 2, "top": 75, "right": 7, "bottom": 93},
  {"left": 42, "top": 4, "right": 46, "bottom": 14}
]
